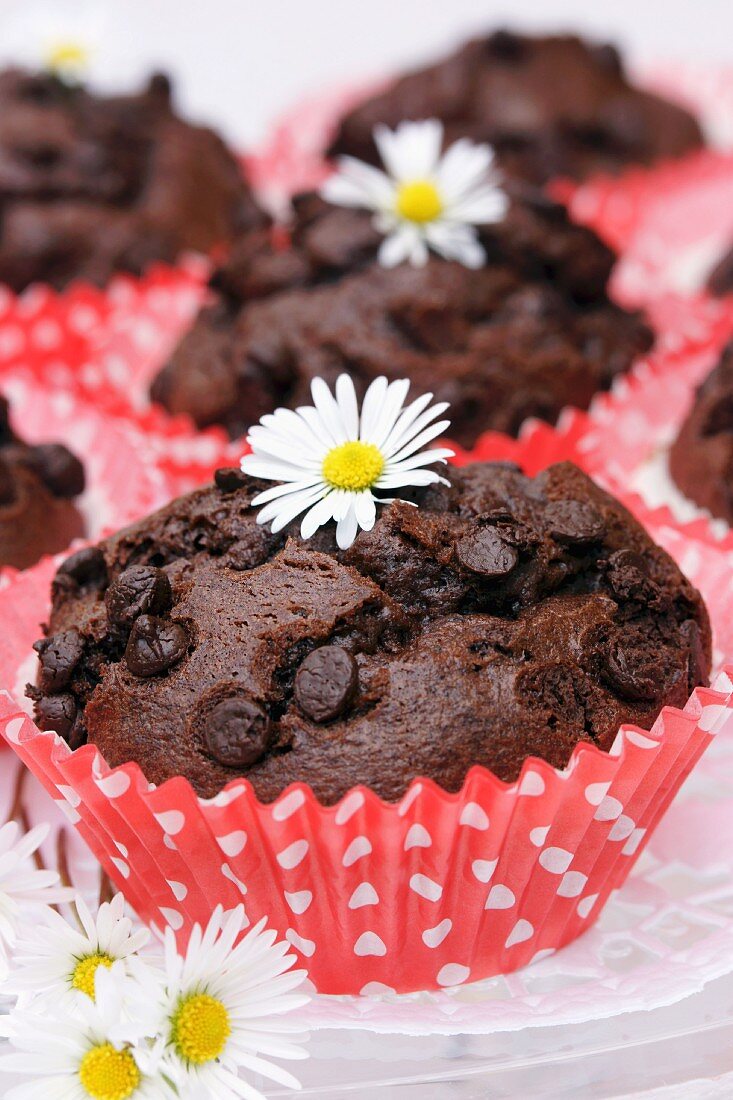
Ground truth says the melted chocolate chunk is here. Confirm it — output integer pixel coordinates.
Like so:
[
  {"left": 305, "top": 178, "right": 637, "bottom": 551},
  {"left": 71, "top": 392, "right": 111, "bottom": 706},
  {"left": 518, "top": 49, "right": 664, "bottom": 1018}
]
[
  {"left": 456, "top": 526, "right": 519, "bottom": 577},
  {"left": 124, "top": 615, "right": 189, "bottom": 677},
  {"left": 105, "top": 565, "right": 172, "bottom": 628},
  {"left": 34, "top": 692, "right": 78, "bottom": 738},
  {"left": 214, "top": 467, "right": 249, "bottom": 493},
  {"left": 57, "top": 546, "right": 108, "bottom": 589},
  {"left": 601, "top": 634, "right": 666, "bottom": 703},
  {"left": 294, "top": 646, "right": 359, "bottom": 723},
  {"left": 34, "top": 630, "right": 84, "bottom": 692},
  {"left": 202, "top": 697, "right": 272, "bottom": 767},
  {"left": 544, "top": 499, "right": 605, "bottom": 544}
]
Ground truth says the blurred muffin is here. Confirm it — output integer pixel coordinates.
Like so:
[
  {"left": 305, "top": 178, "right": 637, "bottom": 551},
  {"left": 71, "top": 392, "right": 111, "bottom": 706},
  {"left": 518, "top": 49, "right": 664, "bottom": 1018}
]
[
  {"left": 0, "top": 68, "right": 267, "bottom": 291},
  {"left": 151, "top": 189, "right": 653, "bottom": 447},
  {"left": 327, "top": 30, "right": 703, "bottom": 184}
]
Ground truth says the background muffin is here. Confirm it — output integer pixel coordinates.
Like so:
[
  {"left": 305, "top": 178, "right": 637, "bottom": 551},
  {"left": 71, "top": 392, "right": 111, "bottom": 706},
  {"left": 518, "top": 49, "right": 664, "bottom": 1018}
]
[
  {"left": 151, "top": 189, "right": 652, "bottom": 445},
  {"left": 0, "top": 68, "right": 267, "bottom": 291},
  {"left": 327, "top": 30, "right": 704, "bottom": 184}
]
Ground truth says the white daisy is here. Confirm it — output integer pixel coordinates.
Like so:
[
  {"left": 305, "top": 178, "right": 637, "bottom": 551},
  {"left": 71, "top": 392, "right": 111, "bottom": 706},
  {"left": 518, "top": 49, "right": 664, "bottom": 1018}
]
[
  {"left": 241, "top": 374, "right": 454, "bottom": 550},
  {"left": 0, "top": 0, "right": 107, "bottom": 83},
  {"left": 322, "top": 118, "right": 508, "bottom": 268},
  {"left": 7, "top": 892, "right": 150, "bottom": 1008},
  {"left": 144, "top": 905, "right": 309, "bottom": 1100},
  {"left": 0, "top": 821, "right": 72, "bottom": 979},
  {"left": 0, "top": 965, "right": 175, "bottom": 1100}
]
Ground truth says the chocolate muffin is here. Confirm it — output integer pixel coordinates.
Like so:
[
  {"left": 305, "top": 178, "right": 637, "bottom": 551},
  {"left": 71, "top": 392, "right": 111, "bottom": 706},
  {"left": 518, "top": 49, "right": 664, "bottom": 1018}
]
[
  {"left": 670, "top": 340, "right": 733, "bottom": 523},
  {"left": 0, "top": 394, "right": 84, "bottom": 568},
  {"left": 327, "top": 30, "right": 704, "bottom": 184},
  {"left": 0, "top": 68, "right": 267, "bottom": 292},
  {"left": 151, "top": 190, "right": 653, "bottom": 446},
  {"left": 707, "top": 244, "right": 733, "bottom": 296},
  {"left": 28, "top": 460, "right": 710, "bottom": 803}
]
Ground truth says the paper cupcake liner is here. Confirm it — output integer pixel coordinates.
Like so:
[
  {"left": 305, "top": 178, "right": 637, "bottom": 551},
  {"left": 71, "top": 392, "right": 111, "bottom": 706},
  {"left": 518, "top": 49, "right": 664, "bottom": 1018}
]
[
  {"left": 1, "top": 416, "right": 732, "bottom": 995},
  {"left": 2, "top": 664, "right": 730, "bottom": 997},
  {"left": 0, "top": 257, "right": 209, "bottom": 418}
]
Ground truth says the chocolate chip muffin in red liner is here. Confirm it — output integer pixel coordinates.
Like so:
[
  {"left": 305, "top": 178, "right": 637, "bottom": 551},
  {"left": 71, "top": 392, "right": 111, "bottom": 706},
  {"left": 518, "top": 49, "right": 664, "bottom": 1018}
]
[
  {"left": 150, "top": 183, "right": 652, "bottom": 447},
  {"left": 2, "top": 378, "right": 731, "bottom": 995}
]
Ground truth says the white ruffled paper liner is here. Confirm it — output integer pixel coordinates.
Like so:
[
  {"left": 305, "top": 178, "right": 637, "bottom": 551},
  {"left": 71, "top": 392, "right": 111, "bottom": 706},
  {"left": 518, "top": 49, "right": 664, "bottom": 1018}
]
[{"left": 1, "top": 493, "right": 731, "bottom": 996}]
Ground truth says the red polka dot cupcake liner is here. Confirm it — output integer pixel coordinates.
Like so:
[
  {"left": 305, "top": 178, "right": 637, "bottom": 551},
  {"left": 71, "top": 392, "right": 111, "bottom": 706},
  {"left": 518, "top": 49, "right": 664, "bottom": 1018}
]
[
  {"left": 0, "top": 258, "right": 210, "bottom": 421},
  {"left": 2, "top": 423, "right": 732, "bottom": 996}
]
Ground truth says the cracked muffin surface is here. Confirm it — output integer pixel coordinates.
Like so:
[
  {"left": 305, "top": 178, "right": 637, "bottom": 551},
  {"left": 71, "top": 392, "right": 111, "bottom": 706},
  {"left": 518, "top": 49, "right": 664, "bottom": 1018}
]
[
  {"left": 327, "top": 30, "right": 703, "bottom": 184},
  {"left": 152, "top": 190, "right": 653, "bottom": 447},
  {"left": 29, "top": 460, "right": 711, "bottom": 804},
  {"left": 0, "top": 68, "right": 266, "bottom": 291}
]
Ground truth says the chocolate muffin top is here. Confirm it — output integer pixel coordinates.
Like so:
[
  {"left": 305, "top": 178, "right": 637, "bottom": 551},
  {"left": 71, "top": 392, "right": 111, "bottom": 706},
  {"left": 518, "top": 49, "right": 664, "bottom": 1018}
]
[
  {"left": 0, "top": 68, "right": 267, "bottom": 291},
  {"left": 670, "top": 340, "right": 733, "bottom": 523},
  {"left": 29, "top": 460, "right": 710, "bottom": 804},
  {"left": 0, "top": 394, "right": 85, "bottom": 568},
  {"left": 327, "top": 30, "right": 703, "bottom": 184},
  {"left": 151, "top": 189, "right": 653, "bottom": 446}
]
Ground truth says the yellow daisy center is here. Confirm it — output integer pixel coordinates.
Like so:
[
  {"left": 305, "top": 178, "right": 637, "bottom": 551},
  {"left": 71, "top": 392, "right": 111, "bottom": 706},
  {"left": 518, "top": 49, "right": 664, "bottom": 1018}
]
[
  {"left": 171, "top": 992, "right": 231, "bottom": 1065},
  {"left": 322, "top": 441, "right": 384, "bottom": 491},
  {"left": 46, "top": 41, "right": 89, "bottom": 76},
  {"left": 71, "top": 953, "right": 115, "bottom": 999},
  {"left": 395, "top": 179, "right": 443, "bottom": 223},
  {"left": 78, "top": 1043, "right": 141, "bottom": 1100}
]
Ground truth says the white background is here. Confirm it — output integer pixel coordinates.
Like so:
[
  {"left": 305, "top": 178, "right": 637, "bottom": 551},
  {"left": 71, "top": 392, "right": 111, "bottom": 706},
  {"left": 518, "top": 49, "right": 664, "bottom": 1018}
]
[{"left": 0, "top": 0, "right": 730, "bottom": 149}]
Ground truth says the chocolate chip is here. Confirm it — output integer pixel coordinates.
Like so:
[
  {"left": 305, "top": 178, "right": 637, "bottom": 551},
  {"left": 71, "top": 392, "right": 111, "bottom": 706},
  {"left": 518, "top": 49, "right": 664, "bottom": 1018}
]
[
  {"left": 486, "top": 29, "right": 526, "bottom": 61},
  {"left": 545, "top": 500, "right": 605, "bottom": 545},
  {"left": 56, "top": 546, "right": 108, "bottom": 589},
  {"left": 606, "top": 548, "right": 654, "bottom": 602},
  {"left": 25, "top": 444, "right": 85, "bottom": 498},
  {"left": 124, "top": 615, "right": 189, "bottom": 677},
  {"left": 455, "top": 527, "right": 519, "bottom": 578},
  {"left": 224, "top": 527, "right": 274, "bottom": 571},
  {"left": 294, "top": 646, "right": 358, "bottom": 723},
  {"left": 0, "top": 455, "right": 16, "bottom": 506},
  {"left": 601, "top": 634, "right": 665, "bottom": 703},
  {"left": 203, "top": 697, "right": 271, "bottom": 767},
  {"left": 105, "top": 566, "right": 172, "bottom": 628},
  {"left": 214, "top": 467, "right": 248, "bottom": 493},
  {"left": 34, "top": 629, "right": 84, "bottom": 692},
  {"left": 34, "top": 692, "right": 77, "bottom": 739}
]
